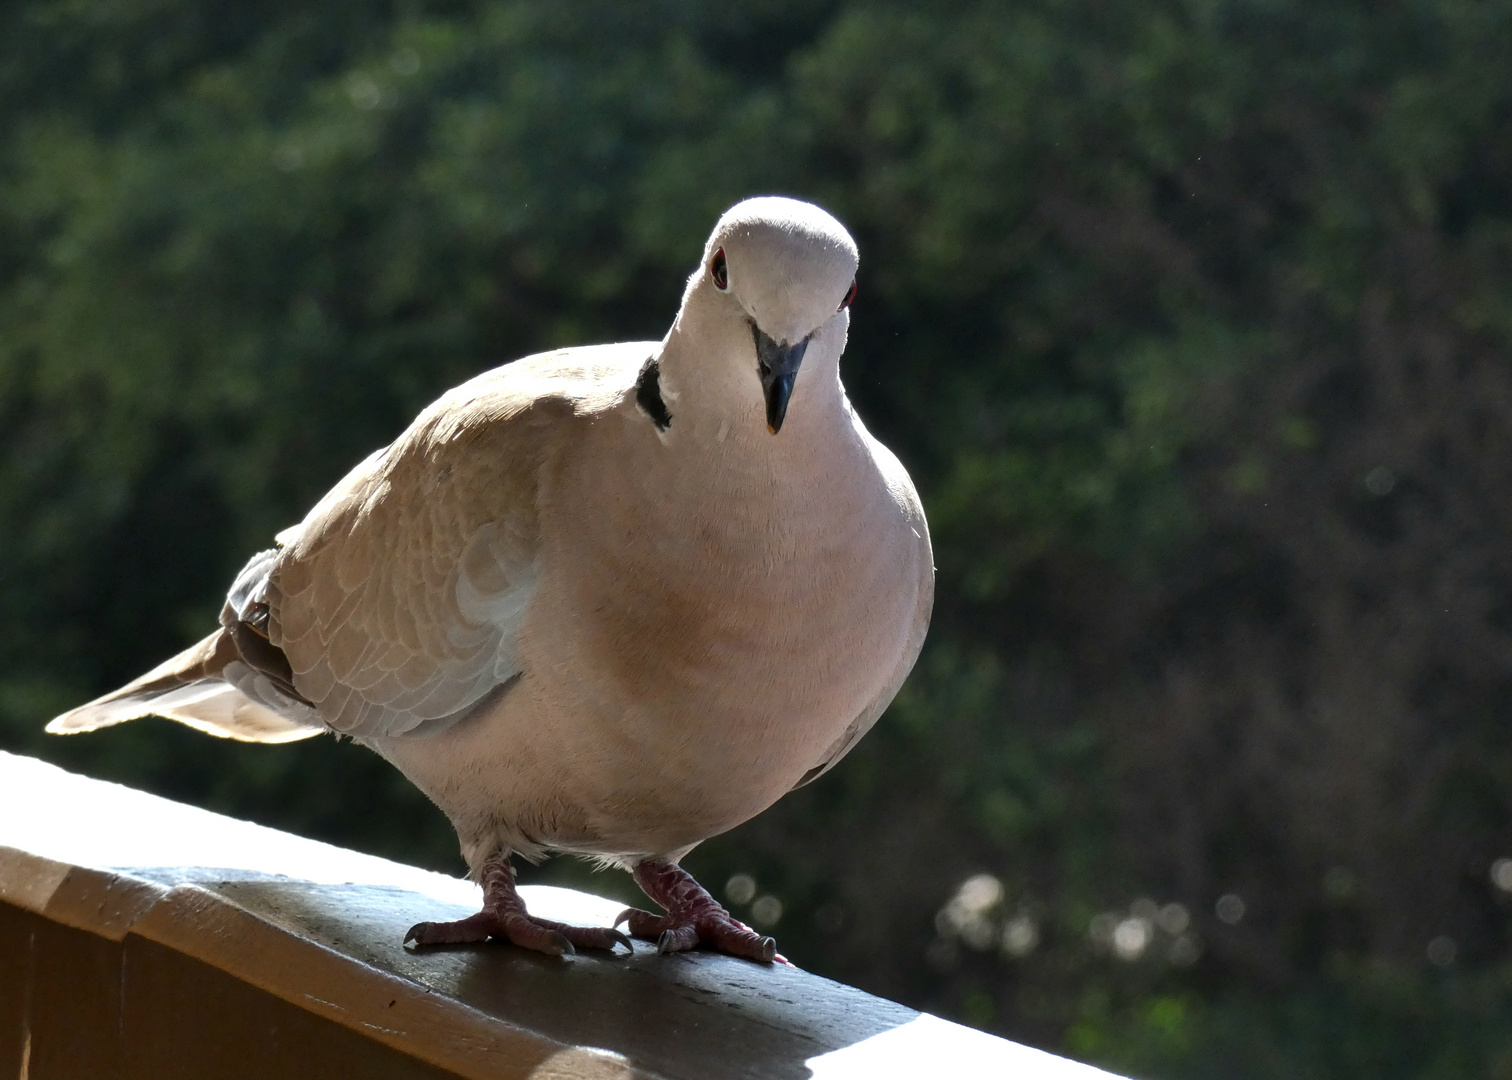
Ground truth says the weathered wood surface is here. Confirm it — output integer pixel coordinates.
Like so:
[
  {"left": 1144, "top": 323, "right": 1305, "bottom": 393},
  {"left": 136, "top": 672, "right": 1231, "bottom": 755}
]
[{"left": 0, "top": 750, "right": 1124, "bottom": 1078}]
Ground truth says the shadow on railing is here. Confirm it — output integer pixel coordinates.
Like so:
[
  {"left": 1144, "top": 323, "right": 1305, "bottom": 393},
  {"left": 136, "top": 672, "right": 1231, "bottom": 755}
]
[{"left": 0, "top": 751, "right": 1124, "bottom": 1079}]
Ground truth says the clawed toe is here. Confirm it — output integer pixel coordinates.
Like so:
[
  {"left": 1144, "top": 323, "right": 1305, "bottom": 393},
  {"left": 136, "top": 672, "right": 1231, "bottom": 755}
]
[
  {"left": 404, "top": 910, "right": 498, "bottom": 946},
  {"left": 625, "top": 860, "right": 785, "bottom": 963},
  {"left": 407, "top": 895, "right": 632, "bottom": 959},
  {"left": 403, "top": 855, "right": 633, "bottom": 958},
  {"left": 404, "top": 910, "right": 633, "bottom": 957},
  {"left": 615, "top": 906, "right": 672, "bottom": 939},
  {"left": 689, "top": 914, "right": 777, "bottom": 962},
  {"left": 536, "top": 917, "right": 635, "bottom": 954},
  {"left": 617, "top": 905, "right": 776, "bottom": 962}
]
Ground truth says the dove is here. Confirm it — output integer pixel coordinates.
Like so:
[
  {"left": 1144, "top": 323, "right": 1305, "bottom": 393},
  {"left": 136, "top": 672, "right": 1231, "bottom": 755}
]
[{"left": 47, "top": 196, "right": 934, "bottom": 963}]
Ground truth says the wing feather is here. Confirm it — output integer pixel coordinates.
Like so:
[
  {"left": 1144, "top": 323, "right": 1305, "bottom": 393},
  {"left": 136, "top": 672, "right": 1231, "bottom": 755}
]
[{"left": 265, "top": 345, "right": 641, "bottom": 740}]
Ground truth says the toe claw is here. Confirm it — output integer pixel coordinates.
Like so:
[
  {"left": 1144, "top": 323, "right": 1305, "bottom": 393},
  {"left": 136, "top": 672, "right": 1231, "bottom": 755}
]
[
  {"left": 403, "top": 922, "right": 425, "bottom": 945},
  {"left": 629, "top": 859, "right": 785, "bottom": 964}
]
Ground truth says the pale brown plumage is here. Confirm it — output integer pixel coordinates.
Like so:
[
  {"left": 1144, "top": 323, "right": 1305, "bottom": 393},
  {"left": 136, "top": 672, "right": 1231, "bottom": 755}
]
[
  {"left": 48, "top": 197, "right": 934, "bottom": 962},
  {"left": 271, "top": 352, "right": 622, "bottom": 739}
]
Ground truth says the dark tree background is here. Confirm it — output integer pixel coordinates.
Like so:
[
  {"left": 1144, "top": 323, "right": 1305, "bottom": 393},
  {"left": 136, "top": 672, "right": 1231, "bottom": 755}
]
[{"left": 5, "top": 1, "right": 1512, "bottom": 1075}]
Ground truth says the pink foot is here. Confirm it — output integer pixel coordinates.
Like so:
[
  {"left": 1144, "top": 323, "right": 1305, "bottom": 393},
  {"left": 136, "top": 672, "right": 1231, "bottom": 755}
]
[
  {"left": 405, "top": 855, "right": 631, "bottom": 958},
  {"left": 616, "top": 859, "right": 785, "bottom": 964}
]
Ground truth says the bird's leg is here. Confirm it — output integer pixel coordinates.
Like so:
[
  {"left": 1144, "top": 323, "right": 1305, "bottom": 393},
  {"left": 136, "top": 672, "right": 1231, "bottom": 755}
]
[
  {"left": 616, "top": 858, "right": 781, "bottom": 963},
  {"left": 405, "top": 853, "right": 631, "bottom": 957}
]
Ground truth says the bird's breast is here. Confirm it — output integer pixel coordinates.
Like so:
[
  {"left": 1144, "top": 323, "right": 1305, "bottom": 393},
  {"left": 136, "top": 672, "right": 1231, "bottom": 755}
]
[{"left": 510, "top": 408, "right": 925, "bottom": 843}]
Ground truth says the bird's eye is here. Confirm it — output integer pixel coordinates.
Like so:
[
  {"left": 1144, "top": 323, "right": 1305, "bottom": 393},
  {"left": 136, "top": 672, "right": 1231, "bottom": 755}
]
[
  {"left": 839, "top": 278, "right": 857, "bottom": 310},
  {"left": 710, "top": 248, "right": 729, "bottom": 291}
]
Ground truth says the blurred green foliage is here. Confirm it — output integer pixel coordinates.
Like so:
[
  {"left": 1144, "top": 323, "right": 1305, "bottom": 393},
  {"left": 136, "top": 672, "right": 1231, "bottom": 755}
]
[{"left": 7, "top": 1, "right": 1512, "bottom": 1075}]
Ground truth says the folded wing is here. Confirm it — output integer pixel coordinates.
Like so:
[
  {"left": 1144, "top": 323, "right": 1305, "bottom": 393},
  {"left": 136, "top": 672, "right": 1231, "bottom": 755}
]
[{"left": 268, "top": 348, "right": 634, "bottom": 740}]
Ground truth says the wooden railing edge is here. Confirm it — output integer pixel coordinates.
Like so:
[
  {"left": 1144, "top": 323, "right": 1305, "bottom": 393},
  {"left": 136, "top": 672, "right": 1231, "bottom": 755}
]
[{"left": 0, "top": 750, "right": 1127, "bottom": 1080}]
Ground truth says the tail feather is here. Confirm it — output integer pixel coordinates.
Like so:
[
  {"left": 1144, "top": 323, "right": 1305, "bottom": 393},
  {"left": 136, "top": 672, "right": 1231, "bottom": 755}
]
[{"left": 46, "top": 629, "right": 320, "bottom": 744}]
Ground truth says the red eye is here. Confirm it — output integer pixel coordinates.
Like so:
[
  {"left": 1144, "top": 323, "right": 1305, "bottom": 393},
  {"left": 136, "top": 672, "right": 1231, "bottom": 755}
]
[
  {"left": 840, "top": 278, "right": 857, "bottom": 310},
  {"left": 710, "top": 248, "right": 729, "bottom": 290}
]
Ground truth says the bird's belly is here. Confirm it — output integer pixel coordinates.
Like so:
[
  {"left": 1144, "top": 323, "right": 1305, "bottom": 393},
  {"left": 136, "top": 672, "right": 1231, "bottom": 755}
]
[
  {"left": 381, "top": 531, "right": 919, "bottom": 861},
  {"left": 545, "top": 553, "right": 913, "bottom": 851}
]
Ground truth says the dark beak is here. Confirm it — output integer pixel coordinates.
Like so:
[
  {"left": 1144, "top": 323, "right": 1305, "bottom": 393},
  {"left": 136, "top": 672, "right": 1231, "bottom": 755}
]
[{"left": 753, "top": 325, "right": 809, "bottom": 434}]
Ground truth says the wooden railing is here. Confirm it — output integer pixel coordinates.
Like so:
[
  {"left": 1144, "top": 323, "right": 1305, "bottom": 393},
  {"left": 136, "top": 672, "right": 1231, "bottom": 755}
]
[{"left": 0, "top": 750, "right": 1125, "bottom": 1079}]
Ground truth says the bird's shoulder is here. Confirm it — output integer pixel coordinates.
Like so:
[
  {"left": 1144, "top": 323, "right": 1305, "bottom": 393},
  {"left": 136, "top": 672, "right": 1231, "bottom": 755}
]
[
  {"left": 277, "top": 342, "right": 654, "bottom": 546},
  {"left": 406, "top": 341, "right": 653, "bottom": 450}
]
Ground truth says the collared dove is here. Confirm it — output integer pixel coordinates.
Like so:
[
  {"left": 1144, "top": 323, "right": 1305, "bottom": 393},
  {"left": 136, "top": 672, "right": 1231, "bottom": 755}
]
[{"left": 47, "top": 196, "right": 934, "bottom": 963}]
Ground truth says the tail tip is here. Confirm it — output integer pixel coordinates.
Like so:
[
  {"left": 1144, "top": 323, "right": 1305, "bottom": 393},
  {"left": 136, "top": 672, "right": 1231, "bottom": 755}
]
[
  {"left": 45, "top": 713, "right": 89, "bottom": 735},
  {"left": 45, "top": 702, "right": 125, "bottom": 735}
]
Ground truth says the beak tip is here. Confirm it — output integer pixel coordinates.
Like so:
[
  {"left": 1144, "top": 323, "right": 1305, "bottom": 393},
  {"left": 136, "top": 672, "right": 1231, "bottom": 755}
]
[{"left": 755, "top": 328, "right": 804, "bottom": 438}]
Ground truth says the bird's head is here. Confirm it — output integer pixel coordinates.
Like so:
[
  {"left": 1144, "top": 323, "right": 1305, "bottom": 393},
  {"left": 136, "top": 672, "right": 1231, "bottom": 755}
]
[{"left": 674, "top": 196, "right": 859, "bottom": 435}]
